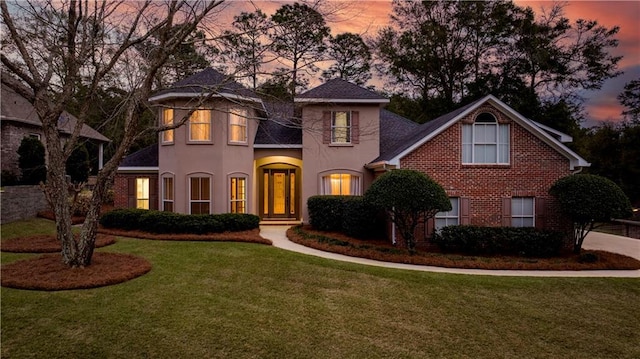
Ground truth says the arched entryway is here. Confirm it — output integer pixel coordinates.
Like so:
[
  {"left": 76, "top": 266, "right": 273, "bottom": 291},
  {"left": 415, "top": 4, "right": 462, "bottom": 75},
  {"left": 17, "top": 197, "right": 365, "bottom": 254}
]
[{"left": 259, "top": 164, "right": 301, "bottom": 221}]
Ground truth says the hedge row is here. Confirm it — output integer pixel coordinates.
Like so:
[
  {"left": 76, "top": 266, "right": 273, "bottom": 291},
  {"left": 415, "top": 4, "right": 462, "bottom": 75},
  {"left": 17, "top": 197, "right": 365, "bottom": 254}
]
[
  {"left": 99, "top": 209, "right": 260, "bottom": 234},
  {"left": 432, "top": 225, "right": 566, "bottom": 257},
  {"left": 307, "top": 195, "right": 384, "bottom": 239}
]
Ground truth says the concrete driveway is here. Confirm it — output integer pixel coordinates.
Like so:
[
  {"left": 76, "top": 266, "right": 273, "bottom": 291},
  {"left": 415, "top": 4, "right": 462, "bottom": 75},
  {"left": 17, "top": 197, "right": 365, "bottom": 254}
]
[{"left": 259, "top": 226, "right": 640, "bottom": 278}]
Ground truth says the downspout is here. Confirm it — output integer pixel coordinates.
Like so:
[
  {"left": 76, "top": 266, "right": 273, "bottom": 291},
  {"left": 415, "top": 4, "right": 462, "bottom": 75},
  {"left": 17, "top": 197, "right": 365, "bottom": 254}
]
[{"left": 98, "top": 143, "right": 104, "bottom": 170}]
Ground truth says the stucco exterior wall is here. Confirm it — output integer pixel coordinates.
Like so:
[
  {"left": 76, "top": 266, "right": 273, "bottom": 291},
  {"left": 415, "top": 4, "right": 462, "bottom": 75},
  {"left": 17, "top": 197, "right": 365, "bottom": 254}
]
[
  {"left": 300, "top": 104, "right": 381, "bottom": 222},
  {"left": 157, "top": 99, "right": 258, "bottom": 214},
  {"left": 400, "top": 104, "right": 571, "bottom": 231}
]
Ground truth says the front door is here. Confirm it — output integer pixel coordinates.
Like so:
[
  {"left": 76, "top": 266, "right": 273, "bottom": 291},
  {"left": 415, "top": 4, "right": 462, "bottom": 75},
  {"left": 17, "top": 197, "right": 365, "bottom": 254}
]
[{"left": 262, "top": 168, "right": 298, "bottom": 220}]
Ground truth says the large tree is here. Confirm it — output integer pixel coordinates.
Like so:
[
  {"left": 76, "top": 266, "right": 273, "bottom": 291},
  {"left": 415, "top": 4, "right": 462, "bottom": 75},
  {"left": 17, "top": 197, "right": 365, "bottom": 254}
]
[
  {"left": 322, "top": 32, "right": 371, "bottom": 85},
  {"left": 270, "top": 2, "right": 330, "bottom": 96},
  {"left": 220, "top": 10, "right": 272, "bottom": 90},
  {"left": 372, "top": 0, "right": 621, "bottom": 127},
  {"left": 618, "top": 78, "right": 640, "bottom": 124},
  {"left": 1, "top": 0, "right": 224, "bottom": 267}
]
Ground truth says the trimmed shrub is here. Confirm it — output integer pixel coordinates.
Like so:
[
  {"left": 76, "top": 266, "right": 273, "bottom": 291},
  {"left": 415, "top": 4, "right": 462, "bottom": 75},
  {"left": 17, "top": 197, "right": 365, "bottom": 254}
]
[
  {"left": 341, "top": 196, "right": 385, "bottom": 239},
  {"left": 99, "top": 208, "right": 148, "bottom": 230},
  {"left": 18, "top": 136, "right": 46, "bottom": 185},
  {"left": 307, "top": 195, "right": 347, "bottom": 232},
  {"left": 432, "top": 225, "right": 565, "bottom": 257},
  {"left": 99, "top": 209, "right": 259, "bottom": 234}
]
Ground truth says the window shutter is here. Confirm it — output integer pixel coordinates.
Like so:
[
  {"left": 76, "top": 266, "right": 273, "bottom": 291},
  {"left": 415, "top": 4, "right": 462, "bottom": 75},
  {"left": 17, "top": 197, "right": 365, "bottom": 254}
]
[
  {"left": 351, "top": 111, "right": 360, "bottom": 144},
  {"left": 149, "top": 177, "right": 158, "bottom": 210},
  {"left": 460, "top": 197, "right": 470, "bottom": 225},
  {"left": 535, "top": 197, "right": 545, "bottom": 229},
  {"left": 426, "top": 217, "right": 435, "bottom": 238},
  {"left": 322, "top": 111, "right": 331, "bottom": 144},
  {"left": 127, "top": 178, "right": 136, "bottom": 208},
  {"left": 501, "top": 197, "right": 511, "bottom": 226}
]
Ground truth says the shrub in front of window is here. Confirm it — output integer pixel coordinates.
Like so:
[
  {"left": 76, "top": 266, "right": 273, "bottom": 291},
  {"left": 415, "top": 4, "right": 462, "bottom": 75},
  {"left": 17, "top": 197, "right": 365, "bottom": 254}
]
[
  {"left": 549, "top": 174, "right": 632, "bottom": 254},
  {"left": 432, "top": 225, "right": 566, "bottom": 257},
  {"left": 307, "top": 195, "right": 347, "bottom": 232},
  {"left": 364, "top": 169, "right": 451, "bottom": 253},
  {"left": 341, "top": 196, "right": 385, "bottom": 239},
  {"left": 65, "top": 144, "right": 90, "bottom": 184}
]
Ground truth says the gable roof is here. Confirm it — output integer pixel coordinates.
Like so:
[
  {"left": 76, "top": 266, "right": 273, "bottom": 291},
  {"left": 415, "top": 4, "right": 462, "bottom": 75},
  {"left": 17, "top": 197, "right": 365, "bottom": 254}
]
[
  {"left": 295, "top": 78, "right": 389, "bottom": 104},
  {"left": 379, "top": 109, "right": 420, "bottom": 157},
  {"left": 148, "top": 68, "right": 262, "bottom": 103},
  {"left": 1, "top": 84, "right": 110, "bottom": 142},
  {"left": 371, "top": 95, "right": 589, "bottom": 170},
  {"left": 254, "top": 101, "right": 302, "bottom": 147},
  {"left": 118, "top": 144, "right": 158, "bottom": 169}
]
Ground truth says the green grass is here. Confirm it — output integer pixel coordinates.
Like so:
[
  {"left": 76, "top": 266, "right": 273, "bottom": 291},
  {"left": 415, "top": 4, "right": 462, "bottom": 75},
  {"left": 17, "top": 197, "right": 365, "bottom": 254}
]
[{"left": 2, "top": 219, "right": 640, "bottom": 358}]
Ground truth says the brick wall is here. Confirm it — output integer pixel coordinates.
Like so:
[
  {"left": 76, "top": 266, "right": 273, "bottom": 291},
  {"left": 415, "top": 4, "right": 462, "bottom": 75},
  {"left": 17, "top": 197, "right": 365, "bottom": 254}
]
[
  {"left": 1, "top": 185, "right": 49, "bottom": 224},
  {"left": 400, "top": 105, "right": 572, "bottom": 232}
]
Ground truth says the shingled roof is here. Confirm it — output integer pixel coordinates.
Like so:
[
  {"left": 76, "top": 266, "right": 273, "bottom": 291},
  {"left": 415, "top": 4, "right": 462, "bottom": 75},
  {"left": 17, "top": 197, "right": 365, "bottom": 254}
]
[
  {"left": 254, "top": 101, "right": 302, "bottom": 146},
  {"left": 1, "top": 84, "right": 110, "bottom": 142},
  {"left": 149, "top": 68, "right": 261, "bottom": 102},
  {"left": 295, "top": 79, "right": 389, "bottom": 103},
  {"left": 119, "top": 144, "right": 158, "bottom": 168}
]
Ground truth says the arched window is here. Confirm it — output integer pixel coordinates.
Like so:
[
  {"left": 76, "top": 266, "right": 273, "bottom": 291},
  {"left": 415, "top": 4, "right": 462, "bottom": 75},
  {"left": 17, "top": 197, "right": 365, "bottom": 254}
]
[
  {"left": 320, "top": 173, "right": 361, "bottom": 195},
  {"left": 462, "top": 112, "right": 509, "bottom": 164}
]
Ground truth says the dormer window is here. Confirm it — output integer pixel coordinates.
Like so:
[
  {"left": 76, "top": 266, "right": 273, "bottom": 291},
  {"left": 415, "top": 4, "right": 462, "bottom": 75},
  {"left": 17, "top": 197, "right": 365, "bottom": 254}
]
[{"left": 462, "top": 112, "right": 509, "bottom": 164}]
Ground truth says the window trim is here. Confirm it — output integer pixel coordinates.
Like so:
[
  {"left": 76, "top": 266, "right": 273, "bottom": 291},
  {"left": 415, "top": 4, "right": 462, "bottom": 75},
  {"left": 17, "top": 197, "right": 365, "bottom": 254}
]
[
  {"left": 462, "top": 113, "right": 510, "bottom": 165},
  {"left": 511, "top": 197, "right": 535, "bottom": 227},
  {"left": 331, "top": 111, "right": 352, "bottom": 145},
  {"left": 135, "top": 177, "right": 150, "bottom": 210},
  {"left": 319, "top": 170, "right": 362, "bottom": 196},
  {"left": 228, "top": 109, "right": 248, "bottom": 145},
  {"left": 188, "top": 109, "right": 212, "bottom": 143},
  {"left": 188, "top": 174, "right": 212, "bottom": 214},
  {"left": 435, "top": 197, "right": 460, "bottom": 231},
  {"left": 229, "top": 175, "right": 248, "bottom": 214},
  {"left": 161, "top": 175, "right": 174, "bottom": 212},
  {"left": 161, "top": 108, "right": 174, "bottom": 144}
]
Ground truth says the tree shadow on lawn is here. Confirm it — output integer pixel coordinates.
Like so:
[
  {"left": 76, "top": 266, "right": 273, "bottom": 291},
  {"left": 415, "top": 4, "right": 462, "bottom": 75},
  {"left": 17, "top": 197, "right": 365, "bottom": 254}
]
[{"left": 288, "top": 225, "right": 640, "bottom": 271}]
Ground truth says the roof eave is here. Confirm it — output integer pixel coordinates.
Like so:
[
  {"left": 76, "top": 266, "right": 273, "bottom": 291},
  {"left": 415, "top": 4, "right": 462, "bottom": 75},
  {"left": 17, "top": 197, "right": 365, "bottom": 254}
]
[
  {"left": 253, "top": 144, "right": 303, "bottom": 149},
  {"left": 117, "top": 166, "right": 159, "bottom": 172},
  {"left": 294, "top": 98, "right": 390, "bottom": 104},
  {"left": 148, "top": 92, "right": 263, "bottom": 103}
]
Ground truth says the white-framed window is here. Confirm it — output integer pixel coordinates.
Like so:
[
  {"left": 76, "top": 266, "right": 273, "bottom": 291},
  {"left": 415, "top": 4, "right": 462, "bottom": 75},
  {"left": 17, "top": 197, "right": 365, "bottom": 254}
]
[
  {"left": 462, "top": 112, "right": 509, "bottom": 164},
  {"left": 512, "top": 197, "right": 534, "bottom": 227},
  {"left": 28, "top": 133, "right": 41, "bottom": 140},
  {"left": 331, "top": 111, "right": 351, "bottom": 144},
  {"left": 230, "top": 177, "right": 247, "bottom": 213},
  {"left": 189, "top": 109, "right": 211, "bottom": 142},
  {"left": 162, "top": 177, "right": 174, "bottom": 212},
  {"left": 162, "top": 108, "right": 174, "bottom": 143},
  {"left": 435, "top": 198, "right": 459, "bottom": 231},
  {"left": 189, "top": 176, "right": 211, "bottom": 214},
  {"left": 321, "top": 173, "right": 361, "bottom": 195},
  {"left": 136, "top": 178, "right": 150, "bottom": 209},
  {"left": 229, "top": 109, "right": 248, "bottom": 144}
]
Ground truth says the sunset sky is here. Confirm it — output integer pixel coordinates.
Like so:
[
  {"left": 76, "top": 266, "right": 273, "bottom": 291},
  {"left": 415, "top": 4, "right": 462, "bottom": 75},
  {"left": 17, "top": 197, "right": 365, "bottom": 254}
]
[{"left": 225, "top": 1, "right": 640, "bottom": 127}]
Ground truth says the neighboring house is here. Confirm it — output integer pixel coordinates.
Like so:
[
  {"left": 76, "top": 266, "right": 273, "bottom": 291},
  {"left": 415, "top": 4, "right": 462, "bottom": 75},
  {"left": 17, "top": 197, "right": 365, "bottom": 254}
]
[
  {"left": 1, "top": 83, "right": 110, "bottom": 177},
  {"left": 114, "top": 68, "right": 589, "bottom": 236}
]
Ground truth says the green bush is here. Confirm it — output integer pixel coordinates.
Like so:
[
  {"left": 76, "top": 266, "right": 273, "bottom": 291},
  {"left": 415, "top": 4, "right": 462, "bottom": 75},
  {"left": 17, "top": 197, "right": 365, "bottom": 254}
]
[
  {"left": 99, "top": 209, "right": 259, "bottom": 234},
  {"left": 18, "top": 136, "right": 46, "bottom": 185},
  {"left": 432, "top": 225, "right": 565, "bottom": 257},
  {"left": 307, "top": 195, "right": 347, "bottom": 232},
  {"left": 341, "top": 196, "right": 385, "bottom": 239}
]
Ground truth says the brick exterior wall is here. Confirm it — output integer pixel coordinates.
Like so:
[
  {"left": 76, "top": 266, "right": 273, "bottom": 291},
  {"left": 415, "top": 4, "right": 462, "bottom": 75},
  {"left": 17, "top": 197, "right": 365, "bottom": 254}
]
[
  {"left": 400, "top": 104, "right": 572, "bottom": 232},
  {"left": 114, "top": 173, "right": 159, "bottom": 210},
  {"left": 1, "top": 185, "right": 49, "bottom": 224}
]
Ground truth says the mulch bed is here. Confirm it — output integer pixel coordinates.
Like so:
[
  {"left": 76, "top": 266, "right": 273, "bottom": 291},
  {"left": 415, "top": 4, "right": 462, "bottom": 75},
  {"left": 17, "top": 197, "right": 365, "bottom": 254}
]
[
  {"left": 1, "top": 252, "right": 152, "bottom": 291},
  {"left": 37, "top": 210, "right": 86, "bottom": 225},
  {"left": 289, "top": 225, "right": 640, "bottom": 271},
  {"left": 97, "top": 227, "right": 272, "bottom": 245},
  {"left": 1, "top": 234, "right": 116, "bottom": 253}
]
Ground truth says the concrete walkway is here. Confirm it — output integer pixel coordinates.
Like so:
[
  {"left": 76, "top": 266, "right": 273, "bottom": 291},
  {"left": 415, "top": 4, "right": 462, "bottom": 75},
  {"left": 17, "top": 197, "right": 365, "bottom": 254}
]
[{"left": 259, "top": 226, "right": 640, "bottom": 278}]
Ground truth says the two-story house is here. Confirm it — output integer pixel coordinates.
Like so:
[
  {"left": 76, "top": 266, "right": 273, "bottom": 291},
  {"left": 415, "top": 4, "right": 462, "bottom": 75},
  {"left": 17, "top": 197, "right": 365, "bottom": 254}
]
[{"left": 114, "top": 68, "right": 588, "bottom": 233}]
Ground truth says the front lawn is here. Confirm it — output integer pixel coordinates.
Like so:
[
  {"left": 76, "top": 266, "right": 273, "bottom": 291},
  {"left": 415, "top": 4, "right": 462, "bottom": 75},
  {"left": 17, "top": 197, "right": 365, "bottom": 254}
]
[{"left": 2, "top": 219, "right": 639, "bottom": 358}]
